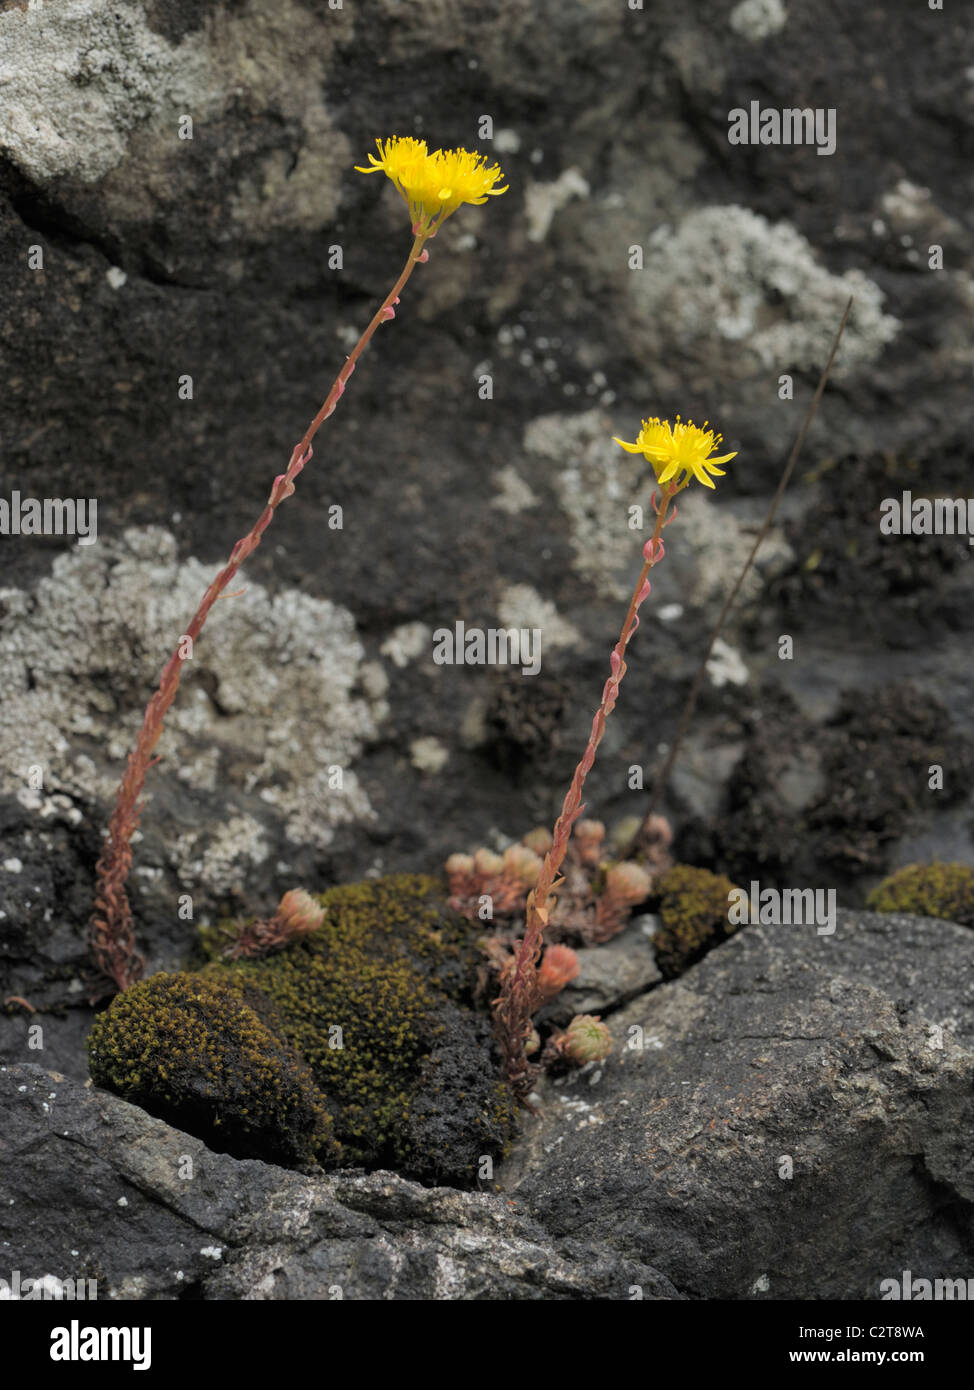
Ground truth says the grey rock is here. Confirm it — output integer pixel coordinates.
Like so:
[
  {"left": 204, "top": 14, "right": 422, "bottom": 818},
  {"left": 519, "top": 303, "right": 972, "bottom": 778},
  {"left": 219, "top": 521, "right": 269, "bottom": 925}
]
[
  {"left": 2, "top": 0, "right": 974, "bottom": 1302},
  {"left": 0, "top": 1063, "right": 679, "bottom": 1301},
  {"left": 502, "top": 909, "right": 974, "bottom": 1299},
  {"left": 5, "top": 909, "right": 974, "bottom": 1299}
]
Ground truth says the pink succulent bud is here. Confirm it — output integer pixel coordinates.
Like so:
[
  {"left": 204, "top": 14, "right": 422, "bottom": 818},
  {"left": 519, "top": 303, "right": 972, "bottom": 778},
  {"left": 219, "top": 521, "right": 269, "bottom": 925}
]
[
  {"left": 502, "top": 844, "right": 543, "bottom": 887},
  {"left": 445, "top": 852, "right": 475, "bottom": 878},
  {"left": 604, "top": 861, "right": 652, "bottom": 906},
  {"left": 537, "top": 944, "right": 581, "bottom": 1001},
  {"left": 473, "top": 848, "right": 504, "bottom": 878},
  {"left": 576, "top": 819, "right": 606, "bottom": 846},
  {"left": 274, "top": 888, "right": 325, "bottom": 938},
  {"left": 575, "top": 818, "right": 606, "bottom": 867},
  {"left": 562, "top": 1014, "right": 612, "bottom": 1065},
  {"left": 522, "top": 826, "right": 553, "bottom": 854}
]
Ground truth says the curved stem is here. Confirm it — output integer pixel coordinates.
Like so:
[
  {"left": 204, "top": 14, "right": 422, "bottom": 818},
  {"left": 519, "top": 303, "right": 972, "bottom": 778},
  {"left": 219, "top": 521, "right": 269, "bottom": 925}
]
[
  {"left": 90, "top": 234, "right": 429, "bottom": 993},
  {"left": 494, "top": 484, "right": 677, "bottom": 1096}
]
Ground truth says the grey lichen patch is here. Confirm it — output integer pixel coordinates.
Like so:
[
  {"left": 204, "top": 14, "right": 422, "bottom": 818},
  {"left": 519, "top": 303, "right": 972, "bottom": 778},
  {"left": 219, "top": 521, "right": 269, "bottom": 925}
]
[
  {"left": 524, "top": 168, "right": 591, "bottom": 243},
  {"left": 172, "top": 814, "right": 270, "bottom": 897},
  {"left": 491, "top": 465, "right": 539, "bottom": 516},
  {"left": 523, "top": 408, "right": 663, "bottom": 601},
  {"left": 729, "top": 0, "right": 788, "bottom": 41},
  {"left": 410, "top": 737, "right": 449, "bottom": 775},
  {"left": 380, "top": 622, "right": 432, "bottom": 669},
  {"left": 671, "top": 490, "right": 795, "bottom": 610},
  {"left": 496, "top": 584, "right": 581, "bottom": 652},
  {"left": 523, "top": 410, "right": 794, "bottom": 609},
  {"left": 879, "top": 179, "right": 964, "bottom": 252},
  {"left": 705, "top": 638, "right": 750, "bottom": 689},
  {"left": 0, "top": 0, "right": 350, "bottom": 233},
  {"left": 208, "top": 0, "right": 351, "bottom": 235},
  {"left": 0, "top": 0, "right": 195, "bottom": 182},
  {"left": 0, "top": 527, "right": 380, "bottom": 858},
  {"left": 628, "top": 207, "right": 900, "bottom": 374}
]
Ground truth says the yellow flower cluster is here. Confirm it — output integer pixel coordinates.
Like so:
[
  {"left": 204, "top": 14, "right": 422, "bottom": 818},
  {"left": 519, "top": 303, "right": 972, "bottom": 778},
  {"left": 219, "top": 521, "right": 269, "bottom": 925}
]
[
  {"left": 356, "top": 136, "right": 508, "bottom": 234},
  {"left": 613, "top": 416, "right": 737, "bottom": 490}
]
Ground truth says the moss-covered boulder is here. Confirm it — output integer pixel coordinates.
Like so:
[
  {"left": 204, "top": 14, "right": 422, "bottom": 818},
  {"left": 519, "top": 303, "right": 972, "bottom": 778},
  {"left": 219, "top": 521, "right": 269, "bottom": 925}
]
[
  {"left": 88, "top": 874, "right": 516, "bottom": 1185},
  {"left": 87, "top": 972, "right": 336, "bottom": 1164},
  {"left": 866, "top": 862, "right": 974, "bottom": 928},
  {"left": 651, "top": 864, "right": 741, "bottom": 979}
]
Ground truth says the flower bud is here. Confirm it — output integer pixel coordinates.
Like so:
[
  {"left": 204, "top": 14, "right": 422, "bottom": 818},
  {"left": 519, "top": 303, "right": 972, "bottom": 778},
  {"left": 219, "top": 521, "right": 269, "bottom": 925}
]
[
  {"left": 502, "top": 844, "right": 543, "bottom": 887},
  {"left": 445, "top": 852, "right": 475, "bottom": 878},
  {"left": 522, "top": 826, "right": 553, "bottom": 855},
  {"left": 576, "top": 819, "right": 606, "bottom": 846},
  {"left": 274, "top": 888, "right": 325, "bottom": 938},
  {"left": 537, "top": 944, "right": 581, "bottom": 1001},
  {"left": 473, "top": 848, "right": 504, "bottom": 878},
  {"left": 525, "top": 1028, "right": 541, "bottom": 1057},
  {"left": 575, "top": 818, "right": 607, "bottom": 866},
  {"left": 604, "top": 861, "right": 652, "bottom": 906},
  {"left": 562, "top": 1014, "right": 612, "bottom": 1065}
]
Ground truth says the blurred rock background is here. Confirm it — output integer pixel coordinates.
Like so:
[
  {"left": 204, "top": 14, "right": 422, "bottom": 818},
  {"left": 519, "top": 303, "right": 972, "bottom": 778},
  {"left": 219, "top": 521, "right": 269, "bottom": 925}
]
[{"left": 1, "top": 0, "right": 973, "bottom": 1022}]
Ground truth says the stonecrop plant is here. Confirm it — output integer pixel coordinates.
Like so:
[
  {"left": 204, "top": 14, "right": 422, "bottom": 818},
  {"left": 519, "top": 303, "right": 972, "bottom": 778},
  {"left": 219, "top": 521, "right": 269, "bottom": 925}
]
[
  {"left": 90, "top": 137, "right": 507, "bottom": 994},
  {"left": 87, "top": 123, "right": 743, "bottom": 1144},
  {"left": 491, "top": 418, "right": 738, "bottom": 1101}
]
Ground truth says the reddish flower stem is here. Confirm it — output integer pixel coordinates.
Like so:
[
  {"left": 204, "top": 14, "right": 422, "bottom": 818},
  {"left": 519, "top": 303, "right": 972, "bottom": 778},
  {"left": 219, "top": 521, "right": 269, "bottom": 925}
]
[
  {"left": 90, "top": 234, "right": 429, "bottom": 993},
  {"left": 493, "top": 482, "right": 679, "bottom": 1098}
]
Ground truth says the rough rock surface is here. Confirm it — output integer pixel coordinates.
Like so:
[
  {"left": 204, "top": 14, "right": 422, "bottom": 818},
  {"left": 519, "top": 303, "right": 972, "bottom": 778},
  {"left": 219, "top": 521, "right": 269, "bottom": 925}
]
[
  {"left": 503, "top": 909, "right": 974, "bottom": 1300},
  {"left": 0, "top": 1063, "right": 679, "bottom": 1300},
  {"left": 3, "top": 908, "right": 973, "bottom": 1299},
  {"left": 2, "top": 0, "right": 973, "bottom": 1300}
]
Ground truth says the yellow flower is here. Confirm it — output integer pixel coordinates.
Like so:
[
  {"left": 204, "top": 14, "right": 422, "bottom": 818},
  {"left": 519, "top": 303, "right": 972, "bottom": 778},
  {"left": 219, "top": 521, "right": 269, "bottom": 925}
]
[
  {"left": 355, "top": 136, "right": 508, "bottom": 234},
  {"left": 613, "top": 415, "right": 737, "bottom": 490}
]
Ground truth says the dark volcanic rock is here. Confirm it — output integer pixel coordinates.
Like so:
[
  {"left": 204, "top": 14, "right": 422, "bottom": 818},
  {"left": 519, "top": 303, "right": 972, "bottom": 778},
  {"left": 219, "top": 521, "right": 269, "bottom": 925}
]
[
  {"left": 2, "top": 0, "right": 974, "bottom": 1304},
  {"left": 0, "top": 1063, "right": 680, "bottom": 1301},
  {"left": 4, "top": 908, "right": 974, "bottom": 1300},
  {"left": 501, "top": 908, "right": 974, "bottom": 1299}
]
